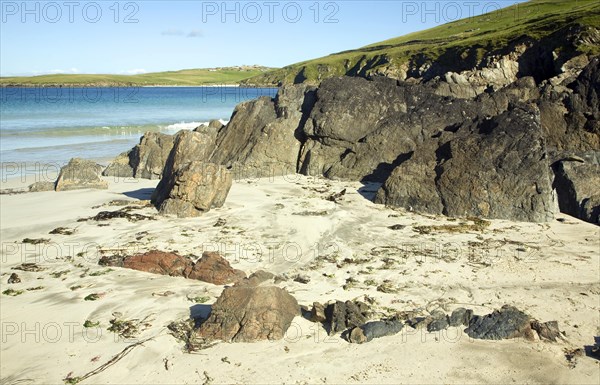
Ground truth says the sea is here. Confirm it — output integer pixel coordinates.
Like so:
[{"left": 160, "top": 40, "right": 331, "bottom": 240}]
[{"left": 0, "top": 86, "right": 277, "bottom": 180}]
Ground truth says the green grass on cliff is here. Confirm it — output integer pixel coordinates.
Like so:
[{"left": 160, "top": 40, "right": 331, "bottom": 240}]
[
  {"left": 242, "top": 0, "right": 600, "bottom": 86},
  {"left": 0, "top": 67, "right": 274, "bottom": 87}
]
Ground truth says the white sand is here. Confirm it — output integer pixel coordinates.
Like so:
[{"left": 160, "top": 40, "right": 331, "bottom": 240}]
[{"left": 1, "top": 175, "right": 599, "bottom": 384}]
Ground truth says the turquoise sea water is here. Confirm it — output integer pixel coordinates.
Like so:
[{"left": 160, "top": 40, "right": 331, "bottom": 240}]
[{"left": 0, "top": 87, "right": 277, "bottom": 169}]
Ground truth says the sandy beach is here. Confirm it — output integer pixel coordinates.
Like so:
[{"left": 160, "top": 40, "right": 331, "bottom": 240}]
[{"left": 1, "top": 175, "right": 599, "bottom": 384}]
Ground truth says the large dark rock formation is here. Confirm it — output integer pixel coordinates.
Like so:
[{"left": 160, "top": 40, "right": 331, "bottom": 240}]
[
  {"left": 114, "top": 56, "right": 599, "bottom": 223},
  {"left": 208, "top": 84, "right": 315, "bottom": 179},
  {"left": 376, "top": 104, "right": 555, "bottom": 222}
]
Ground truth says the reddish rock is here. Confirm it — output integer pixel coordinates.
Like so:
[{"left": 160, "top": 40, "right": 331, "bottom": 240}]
[
  {"left": 122, "top": 251, "right": 192, "bottom": 277},
  {"left": 187, "top": 252, "right": 246, "bottom": 285}
]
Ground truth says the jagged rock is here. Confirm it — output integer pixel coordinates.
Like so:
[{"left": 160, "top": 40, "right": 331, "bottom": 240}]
[
  {"left": 541, "top": 58, "right": 600, "bottom": 162},
  {"left": 582, "top": 194, "right": 600, "bottom": 224},
  {"left": 8, "top": 273, "right": 21, "bottom": 284},
  {"left": 28, "top": 181, "right": 55, "bottom": 192},
  {"left": 531, "top": 320, "right": 563, "bottom": 342},
  {"left": 449, "top": 308, "right": 474, "bottom": 327},
  {"left": 208, "top": 119, "right": 225, "bottom": 130},
  {"left": 549, "top": 54, "right": 590, "bottom": 86},
  {"left": 325, "top": 300, "right": 370, "bottom": 335},
  {"left": 465, "top": 305, "right": 534, "bottom": 340},
  {"left": 151, "top": 129, "right": 226, "bottom": 217},
  {"left": 309, "top": 302, "right": 326, "bottom": 323},
  {"left": 209, "top": 84, "right": 314, "bottom": 179},
  {"left": 186, "top": 251, "right": 246, "bottom": 285},
  {"left": 376, "top": 104, "right": 556, "bottom": 222},
  {"left": 553, "top": 158, "right": 600, "bottom": 224},
  {"left": 103, "top": 132, "right": 175, "bottom": 179},
  {"left": 55, "top": 158, "right": 108, "bottom": 191},
  {"left": 347, "top": 318, "right": 404, "bottom": 344},
  {"left": 427, "top": 311, "right": 450, "bottom": 332},
  {"left": 196, "top": 285, "right": 299, "bottom": 342},
  {"left": 152, "top": 161, "right": 232, "bottom": 218}
]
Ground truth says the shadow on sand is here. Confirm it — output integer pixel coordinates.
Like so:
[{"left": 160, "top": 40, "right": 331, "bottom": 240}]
[{"left": 122, "top": 188, "right": 155, "bottom": 200}]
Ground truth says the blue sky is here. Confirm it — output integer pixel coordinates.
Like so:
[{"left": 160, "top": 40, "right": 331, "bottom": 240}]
[{"left": 0, "top": 0, "right": 525, "bottom": 76}]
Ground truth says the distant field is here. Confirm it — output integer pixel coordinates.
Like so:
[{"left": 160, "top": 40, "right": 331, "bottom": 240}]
[
  {"left": 0, "top": 67, "right": 275, "bottom": 87},
  {"left": 242, "top": 0, "right": 600, "bottom": 85}
]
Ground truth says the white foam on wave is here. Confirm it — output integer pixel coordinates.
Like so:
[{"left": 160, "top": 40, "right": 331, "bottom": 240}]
[
  {"left": 162, "top": 121, "right": 206, "bottom": 132},
  {"left": 162, "top": 120, "right": 230, "bottom": 133}
]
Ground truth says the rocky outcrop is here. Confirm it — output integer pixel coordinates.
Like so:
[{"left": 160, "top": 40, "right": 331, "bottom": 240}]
[
  {"left": 323, "top": 300, "right": 371, "bottom": 335},
  {"left": 55, "top": 158, "right": 108, "bottom": 191},
  {"left": 208, "top": 84, "right": 315, "bottom": 179},
  {"left": 152, "top": 161, "right": 232, "bottom": 217},
  {"left": 539, "top": 58, "right": 600, "bottom": 162},
  {"left": 103, "top": 132, "right": 175, "bottom": 179},
  {"left": 553, "top": 157, "right": 600, "bottom": 224},
  {"left": 113, "top": 56, "right": 598, "bottom": 224},
  {"left": 186, "top": 251, "right": 246, "bottom": 285},
  {"left": 465, "top": 305, "right": 535, "bottom": 340},
  {"left": 196, "top": 285, "right": 299, "bottom": 342}
]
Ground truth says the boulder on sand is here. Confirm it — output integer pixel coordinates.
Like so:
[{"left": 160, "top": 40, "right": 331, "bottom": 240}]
[
  {"left": 465, "top": 305, "right": 534, "bottom": 340},
  {"left": 196, "top": 285, "right": 299, "bottom": 342},
  {"left": 55, "top": 158, "right": 108, "bottom": 191}
]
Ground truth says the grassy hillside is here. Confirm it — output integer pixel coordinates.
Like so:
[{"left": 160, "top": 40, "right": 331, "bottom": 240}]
[
  {"left": 0, "top": 66, "right": 274, "bottom": 87},
  {"left": 242, "top": 0, "right": 600, "bottom": 86}
]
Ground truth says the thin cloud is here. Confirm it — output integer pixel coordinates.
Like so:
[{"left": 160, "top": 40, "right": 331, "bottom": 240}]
[
  {"left": 161, "top": 29, "right": 184, "bottom": 36},
  {"left": 120, "top": 69, "right": 147, "bottom": 75},
  {"left": 187, "top": 29, "right": 203, "bottom": 38},
  {"left": 22, "top": 68, "right": 81, "bottom": 76}
]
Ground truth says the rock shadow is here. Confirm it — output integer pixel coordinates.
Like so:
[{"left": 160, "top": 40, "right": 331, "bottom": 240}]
[
  {"left": 357, "top": 182, "right": 382, "bottom": 202},
  {"left": 190, "top": 304, "right": 212, "bottom": 327},
  {"left": 584, "top": 336, "right": 600, "bottom": 361},
  {"left": 122, "top": 188, "right": 155, "bottom": 200}
]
